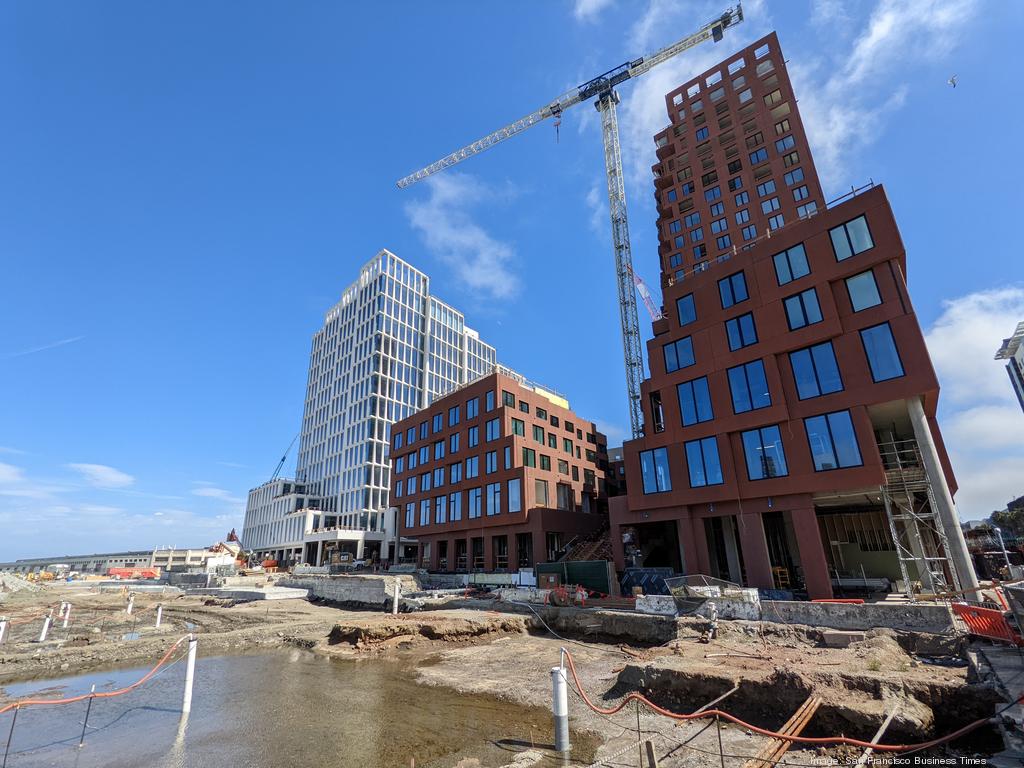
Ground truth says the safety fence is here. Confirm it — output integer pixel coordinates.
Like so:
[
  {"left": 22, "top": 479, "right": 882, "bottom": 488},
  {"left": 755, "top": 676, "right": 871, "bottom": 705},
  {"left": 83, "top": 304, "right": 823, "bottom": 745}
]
[{"left": 0, "top": 598, "right": 192, "bottom": 647}]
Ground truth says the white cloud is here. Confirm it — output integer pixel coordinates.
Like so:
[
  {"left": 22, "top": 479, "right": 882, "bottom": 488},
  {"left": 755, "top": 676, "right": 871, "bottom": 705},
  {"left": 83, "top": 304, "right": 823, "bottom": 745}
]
[
  {"left": 192, "top": 484, "right": 243, "bottom": 504},
  {"left": 0, "top": 462, "right": 26, "bottom": 484},
  {"left": 925, "top": 286, "right": 1024, "bottom": 519},
  {"left": 405, "top": 172, "right": 521, "bottom": 301},
  {"left": 585, "top": 180, "right": 606, "bottom": 235},
  {"left": 67, "top": 462, "right": 135, "bottom": 489},
  {"left": 573, "top": 0, "right": 613, "bottom": 23},
  {"left": 595, "top": 419, "right": 629, "bottom": 448},
  {"left": 2, "top": 335, "right": 84, "bottom": 360}
]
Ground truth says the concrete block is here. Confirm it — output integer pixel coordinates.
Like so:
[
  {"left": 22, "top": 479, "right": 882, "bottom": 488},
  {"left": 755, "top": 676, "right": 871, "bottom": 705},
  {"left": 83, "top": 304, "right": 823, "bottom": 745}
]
[
  {"left": 636, "top": 595, "right": 677, "bottom": 616},
  {"left": 821, "top": 629, "right": 866, "bottom": 648}
]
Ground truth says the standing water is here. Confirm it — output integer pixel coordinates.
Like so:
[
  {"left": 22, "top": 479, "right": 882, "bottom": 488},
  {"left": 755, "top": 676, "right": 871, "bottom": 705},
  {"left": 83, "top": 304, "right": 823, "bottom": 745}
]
[{"left": 0, "top": 649, "right": 597, "bottom": 767}]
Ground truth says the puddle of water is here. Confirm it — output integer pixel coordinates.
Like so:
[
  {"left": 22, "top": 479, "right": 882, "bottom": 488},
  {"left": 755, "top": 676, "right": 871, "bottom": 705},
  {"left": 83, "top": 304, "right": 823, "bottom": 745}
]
[{"left": 0, "top": 649, "right": 597, "bottom": 767}]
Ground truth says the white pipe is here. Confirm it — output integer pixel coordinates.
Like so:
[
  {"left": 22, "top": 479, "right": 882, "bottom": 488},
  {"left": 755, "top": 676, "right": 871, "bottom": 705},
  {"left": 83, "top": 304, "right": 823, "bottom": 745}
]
[
  {"left": 392, "top": 581, "right": 400, "bottom": 615},
  {"left": 62, "top": 604, "right": 71, "bottom": 629},
  {"left": 182, "top": 635, "right": 198, "bottom": 714},
  {"left": 155, "top": 604, "right": 163, "bottom": 628},
  {"left": 126, "top": 594, "right": 135, "bottom": 615},
  {"left": 0, "top": 618, "right": 7, "bottom": 644},
  {"left": 38, "top": 612, "right": 52, "bottom": 643},
  {"left": 550, "top": 665, "right": 571, "bottom": 752}
]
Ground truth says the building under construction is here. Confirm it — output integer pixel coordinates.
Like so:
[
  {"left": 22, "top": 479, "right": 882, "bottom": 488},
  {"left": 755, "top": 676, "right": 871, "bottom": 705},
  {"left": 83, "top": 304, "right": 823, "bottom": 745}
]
[{"left": 609, "top": 32, "right": 976, "bottom": 600}]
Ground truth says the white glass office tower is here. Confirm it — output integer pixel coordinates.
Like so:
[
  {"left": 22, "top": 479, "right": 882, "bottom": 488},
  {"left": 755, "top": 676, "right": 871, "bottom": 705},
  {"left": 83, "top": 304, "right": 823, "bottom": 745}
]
[{"left": 242, "top": 249, "right": 496, "bottom": 564}]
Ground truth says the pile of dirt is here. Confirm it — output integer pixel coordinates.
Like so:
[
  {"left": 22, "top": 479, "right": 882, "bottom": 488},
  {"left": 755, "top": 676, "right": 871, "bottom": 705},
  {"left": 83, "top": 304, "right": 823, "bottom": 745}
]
[
  {"left": 0, "top": 573, "right": 40, "bottom": 595},
  {"left": 327, "top": 614, "right": 528, "bottom": 649}
]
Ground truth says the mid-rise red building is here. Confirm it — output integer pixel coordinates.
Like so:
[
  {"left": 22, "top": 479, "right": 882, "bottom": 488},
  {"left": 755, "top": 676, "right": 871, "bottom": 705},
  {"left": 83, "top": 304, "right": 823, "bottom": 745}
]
[
  {"left": 609, "top": 32, "right": 976, "bottom": 599},
  {"left": 392, "top": 369, "right": 609, "bottom": 571}
]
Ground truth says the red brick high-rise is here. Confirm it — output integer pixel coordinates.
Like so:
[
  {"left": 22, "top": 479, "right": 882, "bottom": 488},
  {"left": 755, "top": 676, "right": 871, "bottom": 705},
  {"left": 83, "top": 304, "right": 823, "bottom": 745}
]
[{"left": 609, "top": 32, "right": 977, "bottom": 599}]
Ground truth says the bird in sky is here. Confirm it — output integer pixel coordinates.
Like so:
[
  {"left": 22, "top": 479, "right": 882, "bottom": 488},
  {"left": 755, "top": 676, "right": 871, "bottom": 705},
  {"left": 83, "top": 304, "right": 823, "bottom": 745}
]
[{"left": 948, "top": 74, "right": 958, "bottom": 88}]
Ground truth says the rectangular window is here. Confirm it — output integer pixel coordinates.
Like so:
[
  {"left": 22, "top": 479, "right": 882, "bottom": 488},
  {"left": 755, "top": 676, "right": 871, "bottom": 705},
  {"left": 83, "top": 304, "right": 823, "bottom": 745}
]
[
  {"left": 690, "top": 226, "right": 704, "bottom": 242},
  {"left": 718, "top": 271, "right": 748, "bottom": 308},
  {"left": 534, "top": 479, "right": 549, "bottom": 507},
  {"left": 677, "top": 294, "right": 696, "bottom": 326},
  {"left": 548, "top": 433, "right": 557, "bottom": 449},
  {"left": 467, "top": 397, "right": 479, "bottom": 419},
  {"left": 408, "top": 452, "right": 418, "bottom": 470},
  {"left": 419, "top": 446, "right": 428, "bottom": 464},
  {"left": 742, "top": 224, "right": 756, "bottom": 241},
  {"left": 449, "top": 462, "right": 462, "bottom": 484},
  {"left": 468, "top": 487, "right": 482, "bottom": 518},
  {"left": 485, "top": 390, "right": 495, "bottom": 411},
  {"left": 449, "top": 432, "right": 460, "bottom": 453},
  {"left": 407, "top": 476, "right": 417, "bottom": 495},
  {"left": 734, "top": 190, "right": 749, "bottom": 206},
  {"left": 684, "top": 212, "right": 701, "bottom": 227},
  {"left": 790, "top": 341, "right": 843, "bottom": 399},
  {"left": 486, "top": 483, "right": 501, "bottom": 516},
  {"left": 421, "top": 472, "right": 431, "bottom": 492},
  {"left": 557, "top": 459, "right": 569, "bottom": 475},
  {"left": 775, "top": 135, "right": 795, "bottom": 153},
  {"left": 768, "top": 213, "right": 784, "bottom": 230},
  {"left": 420, "top": 499, "right": 430, "bottom": 526},
  {"left": 756, "top": 179, "right": 776, "bottom": 197},
  {"left": 749, "top": 147, "right": 768, "bottom": 165},
  {"left": 449, "top": 492, "right": 462, "bottom": 521},
  {"left": 830, "top": 215, "right": 874, "bottom": 260},
  {"left": 434, "top": 440, "right": 445, "bottom": 460},
  {"left": 760, "top": 196, "right": 780, "bottom": 214},
  {"left": 533, "top": 424, "right": 545, "bottom": 443},
  {"left": 735, "top": 208, "right": 750, "bottom": 225},
  {"left": 540, "top": 454, "right": 551, "bottom": 471},
  {"left": 784, "top": 167, "right": 804, "bottom": 186},
  {"left": 728, "top": 359, "right": 770, "bottom": 413},
  {"left": 693, "top": 244, "right": 707, "bottom": 259},
  {"left": 716, "top": 234, "right": 732, "bottom": 250},
  {"left": 742, "top": 425, "right": 788, "bottom": 480},
  {"left": 536, "top": 406, "right": 547, "bottom": 420},
  {"left": 468, "top": 426, "right": 479, "bottom": 447},
  {"left": 861, "top": 322, "right": 904, "bottom": 382},
  {"left": 784, "top": 288, "right": 823, "bottom": 330},
  {"left": 522, "top": 448, "right": 536, "bottom": 468},
  {"left": 639, "top": 447, "right": 672, "bottom": 493},
  {"left": 486, "top": 418, "right": 501, "bottom": 441},
  {"left": 406, "top": 427, "right": 415, "bottom": 445},
  {"left": 394, "top": 432, "right": 403, "bottom": 450},
  {"left": 433, "top": 467, "right": 444, "bottom": 487},
  {"left": 797, "top": 201, "right": 818, "bottom": 218},
  {"left": 431, "top": 413, "right": 443, "bottom": 433},
  {"left": 677, "top": 377, "right": 714, "bottom": 426},
  {"left": 726, "top": 312, "right": 758, "bottom": 351},
  {"left": 502, "top": 390, "right": 515, "bottom": 407},
  {"left": 395, "top": 456, "right": 405, "bottom": 474},
  {"left": 805, "top": 410, "right": 862, "bottom": 471},
  {"left": 773, "top": 243, "right": 809, "bottom": 285},
  {"left": 663, "top": 336, "right": 695, "bottom": 372},
  {"left": 696, "top": 126, "right": 709, "bottom": 141},
  {"left": 465, "top": 456, "right": 479, "bottom": 479},
  {"left": 563, "top": 437, "right": 573, "bottom": 453},
  {"left": 503, "top": 445, "right": 512, "bottom": 470},
  {"left": 774, "top": 118, "right": 790, "bottom": 135},
  {"left": 519, "top": 400, "right": 530, "bottom": 413},
  {"left": 685, "top": 437, "right": 723, "bottom": 487},
  {"left": 728, "top": 176, "right": 743, "bottom": 191},
  {"left": 405, "top": 503, "right": 414, "bottom": 529},
  {"left": 448, "top": 406, "right": 460, "bottom": 426},
  {"left": 704, "top": 186, "right": 721, "bottom": 202},
  {"left": 507, "top": 479, "right": 521, "bottom": 514},
  {"left": 792, "top": 184, "right": 809, "bottom": 201},
  {"left": 846, "top": 270, "right": 881, "bottom": 311},
  {"left": 666, "top": 189, "right": 677, "bottom": 203},
  {"left": 485, "top": 451, "right": 497, "bottom": 474},
  {"left": 434, "top": 495, "right": 446, "bottom": 524},
  {"left": 512, "top": 418, "right": 524, "bottom": 436}
]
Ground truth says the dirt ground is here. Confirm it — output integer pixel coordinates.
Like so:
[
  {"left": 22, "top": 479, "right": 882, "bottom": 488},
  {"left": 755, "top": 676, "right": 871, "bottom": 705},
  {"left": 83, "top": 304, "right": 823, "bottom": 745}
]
[{"left": 0, "top": 583, "right": 1005, "bottom": 767}]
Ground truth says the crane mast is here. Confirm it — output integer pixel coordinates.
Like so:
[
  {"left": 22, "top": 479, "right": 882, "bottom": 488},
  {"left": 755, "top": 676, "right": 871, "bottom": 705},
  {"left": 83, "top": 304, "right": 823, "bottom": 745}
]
[{"left": 397, "top": 7, "right": 743, "bottom": 438}]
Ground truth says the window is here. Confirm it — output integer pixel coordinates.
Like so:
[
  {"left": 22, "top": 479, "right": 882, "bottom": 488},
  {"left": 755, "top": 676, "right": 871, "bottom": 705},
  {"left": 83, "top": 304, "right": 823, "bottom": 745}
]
[
  {"left": 670, "top": 253, "right": 682, "bottom": 268},
  {"left": 556, "top": 483, "right": 572, "bottom": 510},
  {"left": 406, "top": 427, "right": 415, "bottom": 445},
  {"left": 486, "top": 451, "right": 497, "bottom": 474},
  {"left": 704, "top": 186, "right": 721, "bottom": 202},
  {"left": 663, "top": 336, "right": 695, "bottom": 372},
  {"left": 550, "top": 415, "right": 559, "bottom": 427},
  {"left": 522, "top": 448, "right": 536, "bottom": 467},
  {"left": 468, "top": 487, "right": 482, "bottom": 518},
  {"left": 728, "top": 359, "right": 770, "bottom": 413},
  {"left": 830, "top": 215, "right": 874, "bottom": 260},
  {"left": 419, "top": 422, "right": 428, "bottom": 439},
  {"left": 558, "top": 459, "right": 569, "bottom": 475},
  {"left": 726, "top": 313, "right": 758, "bottom": 350},
  {"left": 760, "top": 197, "right": 780, "bottom": 214},
  {"left": 734, "top": 191, "right": 749, "bottom": 206},
  {"left": 408, "top": 452, "right": 418, "bottom": 470},
  {"left": 432, "top": 413, "right": 443, "bottom": 433},
  {"left": 774, "top": 118, "right": 791, "bottom": 135},
  {"left": 420, "top": 499, "right": 430, "bottom": 526},
  {"left": 701, "top": 171, "right": 718, "bottom": 187},
  {"left": 749, "top": 147, "right": 768, "bottom": 165},
  {"left": 563, "top": 437, "right": 573, "bottom": 453},
  {"left": 805, "top": 410, "right": 862, "bottom": 471},
  {"left": 669, "top": 219, "right": 682, "bottom": 234},
  {"left": 536, "top": 406, "right": 547, "bottom": 420},
  {"left": 419, "top": 446, "right": 428, "bottom": 464},
  {"left": 846, "top": 270, "right": 881, "bottom": 311},
  {"left": 684, "top": 212, "right": 701, "bottom": 228},
  {"left": 742, "top": 426, "right": 788, "bottom": 480},
  {"left": 540, "top": 454, "right": 551, "bottom": 471},
  {"left": 677, "top": 294, "right": 696, "bottom": 326},
  {"left": 448, "top": 406, "right": 460, "bottom": 427},
  {"left": 711, "top": 217, "right": 727, "bottom": 234},
  {"left": 716, "top": 234, "right": 732, "bottom": 250},
  {"left": 485, "top": 390, "right": 495, "bottom": 411},
  {"left": 405, "top": 503, "right": 414, "bottom": 529},
  {"left": 486, "top": 483, "right": 501, "bottom": 516},
  {"left": 783, "top": 151, "right": 799, "bottom": 167},
  {"left": 449, "top": 492, "right": 462, "bottom": 521},
  {"left": 407, "top": 476, "right": 417, "bottom": 495},
  {"left": 666, "top": 189, "right": 677, "bottom": 203},
  {"left": 395, "top": 456, "right": 405, "bottom": 474},
  {"left": 465, "top": 456, "right": 479, "bottom": 479},
  {"left": 502, "top": 390, "right": 515, "bottom": 406},
  {"left": 727, "top": 159, "right": 742, "bottom": 174},
  {"left": 796, "top": 202, "right": 817, "bottom": 218},
  {"left": 696, "top": 126, "right": 709, "bottom": 141},
  {"left": 735, "top": 209, "right": 750, "bottom": 225},
  {"left": 548, "top": 433, "right": 557, "bottom": 449},
  {"left": 784, "top": 288, "right": 823, "bottom": 330},
  {"left": 792, "top": 185, "right": 809, "bottom": 202},
  {"left": 746, "top": 131, "right": 764, "bottom": 148},
  {"left": 681, "top": 181, "right": 695, "bottom": 194},
  {"left": 449, "top": 432, "right": 460, "bottom": 453},
  {"left": 677, "top": 377, "right": 714, "bottom": 426},
  {"left": 861, "top": 323, "right": 904, "bottom": 382},
  {"left": 719, "top": 271, "right": 748, "bottom": 308},
  {"left": 773, "top": 243, "right": 809, "bottom": 285},
  {"left": 534, "top": 479, "right": 549, "bottom": 507},
  {"left": 467, "top": 397, "right": 479, "bottom": 419},
  {"left": 468, "top": 426, "right": 479, "bottom": 447},
  {"left": 639, "top": 448, "right": 672, "bottom": 493},
  {"left": 508, "top": 479, "right": 521, "bottom": 514},
  {"left": 486, "top": 418, "right": 500, "bottom": 441},
  {"left": 728, "top": 176, "right": 743, "bottom": 191},
  {"left": 512, "top": 418, "right": 525, "bottom": 436},
  {"left": 435, "top": 495, "right": 446, "bottom": 524},
  {"left": 449, "top": 462, "right": 462, "bottom": 484},
  {"left": 685, "top": 437, "right": 723, "bottom": 487},
  {"left": 503, "top": 445, "right": 512, "bottom": 470},
  {"left": 784, "top": 168, "right": 804, "bottom": 186},
  {"left": 533, "top": 424, "right": 545, "bottom": 443},
  {"left": 433, "top": 440, "right": 445, "bottom": 460},
  {"left": 756, "top": 179, "right": 776, "bottom": 196},
  {"left": 742, "top": 225, "right": 756, "bottom": 241},
  {"left": 693, "top": 244, "right": 707, "bottom": 259},
  {"left": 394, "top": 432, "right": 403, "bottom": 450},
  {"left": 519, "top": 400, "right": 530, "bottom": 413},
  {"left": 768, "top": 213, "right": 784, "bottom": 230},
  {"left": 775, "top": 135, "right": 795, "bottom": 153},
  {"left": 790, "top": 341, "right": 843, "bottom": 399},
  {"left": 738, "top": 87, "right": 752, "bottom": 103}
]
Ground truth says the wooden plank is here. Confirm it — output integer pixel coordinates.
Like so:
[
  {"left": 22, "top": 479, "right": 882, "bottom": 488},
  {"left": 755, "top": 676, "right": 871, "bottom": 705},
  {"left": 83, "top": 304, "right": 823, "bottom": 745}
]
[{"left": 743, "top": 695, "right": 821, "bottom": 768}]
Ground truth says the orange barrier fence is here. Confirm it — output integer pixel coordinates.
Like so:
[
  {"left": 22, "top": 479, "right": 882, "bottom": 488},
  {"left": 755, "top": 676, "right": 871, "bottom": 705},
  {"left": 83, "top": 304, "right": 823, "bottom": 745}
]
[{"left": 951, "top": 603, "right": 1023, "bottom": 646}]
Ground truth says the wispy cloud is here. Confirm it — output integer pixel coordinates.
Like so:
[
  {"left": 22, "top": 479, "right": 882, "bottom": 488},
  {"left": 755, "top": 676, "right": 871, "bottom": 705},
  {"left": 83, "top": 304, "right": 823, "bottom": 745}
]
[
  {"left": 585, "top": 180, "right": 606, "bottom": 235},
  {"left": 573, "top": 0, "right": 614, "bottom": 23},
  {"left": 67, "top": 462, "right": 135, "bottom": 489},
  {"left": 405, "top": 172, "right": 521, "bottom": 301},
  {"left": 0, "top": 462, "right": 26, "bottom": 484},
  {"left": 216, "top": 461, "right": 247, "bottom": 469},
  {"left": 2, "top": 336, "right": 84, "bottom": 360},
  {"left": 0, "top": 446, "right": 27, "bottom": 456},
  {"left": 191, "top": 482, "right": 244, "bottom": 505},
  {"left": 925, "top": 286, "right": 1024, "bottom": 519}
]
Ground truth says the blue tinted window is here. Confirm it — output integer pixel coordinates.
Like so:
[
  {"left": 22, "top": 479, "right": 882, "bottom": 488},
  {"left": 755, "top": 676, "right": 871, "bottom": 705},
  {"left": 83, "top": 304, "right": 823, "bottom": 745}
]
[
  {"left": 667, "top": 189, "right": 678, "bottom": 202},
  {"left": 773, "top": 243, "right": 809, "bottom": 285},
  {"left": 789, "top": 341, "right": 843, "bottom": 399},
  {"left": 757, "top": 180, "right": 776, "bottom": 196},
  {"left": 685, "top": 212, "right": 701, "bottom": 227},
  {"left": 726, "top": 313, "right": 758, "bottom": 351},
  {"left": 677, "top": 294, "right": 696, "bottom": 326},
  {"left": 663, "top": 337, "right": 695, "bottom": 373},
  {"left": 718, "top": 271, "right": 748, "bottom": 308},
  {"left": 685, "top": 437, "right": 723, "bottom": 487},
  {"left": 640, "top": 447, "right": 672, "bottom": 493},
  {"left": 677, "top": 377, "right": 714, "bottom": 426},
  {"left": 784, "top": 288, "right": 823, "bottom": 330},
  {"left": 704, "top": 186, "right": 721, "bottom": 202},
  {"left": 784, "top": 168, "right": 804, "bottom": 186},
  {"left": 805, "top": 410, "right": 862, "bottom": 471},
  {"left": 775, "top": 135, "right": 795, "bottom": 153},
  {"left": 742, "top": 425, "right": 788, "bottom": 480},
  {"left": 830, "top": 215, "right": 874, "bottom": 260},
  {"left": 749, "top": 147, "right": 768, "bottom": 164},
  {"left": 861, "top": 323, "right": 904, "bottom": 382},
  {"left": 728, "top": 359, "right": 770, "bottom": 413},
  {"left": 846, "top": 271, "right": 881, "bottom": 312},
  {"left": 696, "top": 127, "right": 709, "bottom": 141}
]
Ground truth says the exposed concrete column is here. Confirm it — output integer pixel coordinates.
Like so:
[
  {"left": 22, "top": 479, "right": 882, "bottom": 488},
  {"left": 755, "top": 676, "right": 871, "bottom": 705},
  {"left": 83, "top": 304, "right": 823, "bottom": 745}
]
[
  {"left": 355, "top": 537, "right": 365, "bottom": 561},
  {"left": 791, "top": 507, "right": 833, "bottom": 600},
  {"left": 907, "top": 396, "right": 979, "bottom": 593},
  {"left": 735, "top": 513, "right": 774, "bottom": 590},
  {"left": 315, "top": 540, "right": 323, "bottom": 567},
  {"left": 677, "top": 517, "right": 697, "bottom": 574}
]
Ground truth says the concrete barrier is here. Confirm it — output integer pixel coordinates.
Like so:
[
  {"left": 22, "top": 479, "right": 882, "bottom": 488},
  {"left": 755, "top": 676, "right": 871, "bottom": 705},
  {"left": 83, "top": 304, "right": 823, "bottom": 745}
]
[{"left": 762, "top": 600, "right": 954, "bottom": 634}]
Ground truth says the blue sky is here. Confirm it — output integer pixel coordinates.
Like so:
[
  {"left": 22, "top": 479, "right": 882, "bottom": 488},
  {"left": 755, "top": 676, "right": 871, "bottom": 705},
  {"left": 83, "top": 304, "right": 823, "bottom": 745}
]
[{"left": 2, "top": 0, "right": 1023, "bottom": 560}]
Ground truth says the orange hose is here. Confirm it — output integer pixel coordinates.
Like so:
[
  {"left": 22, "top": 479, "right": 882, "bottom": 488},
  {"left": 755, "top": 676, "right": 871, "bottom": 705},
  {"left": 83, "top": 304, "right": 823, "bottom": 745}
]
[
  {"left": 561, "top": 649, "right": 999, "bottom": 753},
  {"left": 0, "top": 635, "right": 191, "bottom": 715}
]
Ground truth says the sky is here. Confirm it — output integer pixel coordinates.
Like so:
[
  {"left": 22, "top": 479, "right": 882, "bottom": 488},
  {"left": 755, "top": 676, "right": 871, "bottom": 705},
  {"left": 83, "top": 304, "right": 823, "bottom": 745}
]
[{"left": 2, "top": 0, "right": 1023, "bottom": 560}]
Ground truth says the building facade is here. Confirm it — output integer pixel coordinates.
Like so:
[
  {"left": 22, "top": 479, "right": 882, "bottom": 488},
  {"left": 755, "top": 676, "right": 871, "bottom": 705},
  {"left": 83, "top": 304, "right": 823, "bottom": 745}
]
[
  {"left": 392, "top": 369, "right": 609, "bottom": 572},
  {"left": 241, "top": 250, "right": 497, "bottom": 565},
  {"left": 995, "top": 321, "right": 1024, "bottom": 414},
  {"left": 609, "top": 32, "right": 976, "bottom": 600}
]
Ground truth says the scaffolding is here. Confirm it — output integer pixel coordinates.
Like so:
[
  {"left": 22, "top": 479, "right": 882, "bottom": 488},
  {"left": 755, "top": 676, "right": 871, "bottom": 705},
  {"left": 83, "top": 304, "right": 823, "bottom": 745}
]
[{"left": 879, "top": 438, "right": 962, "bottom": 599}]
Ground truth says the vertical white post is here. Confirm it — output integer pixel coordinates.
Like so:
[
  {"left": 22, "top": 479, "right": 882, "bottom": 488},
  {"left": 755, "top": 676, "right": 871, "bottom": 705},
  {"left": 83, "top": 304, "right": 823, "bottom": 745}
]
[
  {"left": 58, "top": 602, "right": 67, "bottom": 620},
  {"left": 38, "top": 611, "right": 52, "bottom": 643},
  {"left": 62, "top": 604, "right": 71, "bottom": 629},
  {"left": 0, "top": 617, "right": 7, "bottom": 644},
  {"left": 550, "top": 665, "right": 571, "bottom": 752},
  {"left": 155, "top": 604, "right": 163, "bottom": 628},
  {"left": 392, "top": 581, "right": 400, "bottom": 615},
  {"left": 182, "top": 635, "right": 198, "bottom": 714},
  {"left": 126, "top": 594, "right": 135, "bottom": 615}
]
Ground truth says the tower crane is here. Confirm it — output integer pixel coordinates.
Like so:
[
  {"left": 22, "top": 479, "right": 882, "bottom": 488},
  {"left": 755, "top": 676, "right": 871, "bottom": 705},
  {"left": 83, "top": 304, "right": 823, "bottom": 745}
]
[
  {"left": 397, "top": 7, "right": 743, "bottom": 438},
  {"left": 269, "top": 433, "right": 300, "bottom": 482}
]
